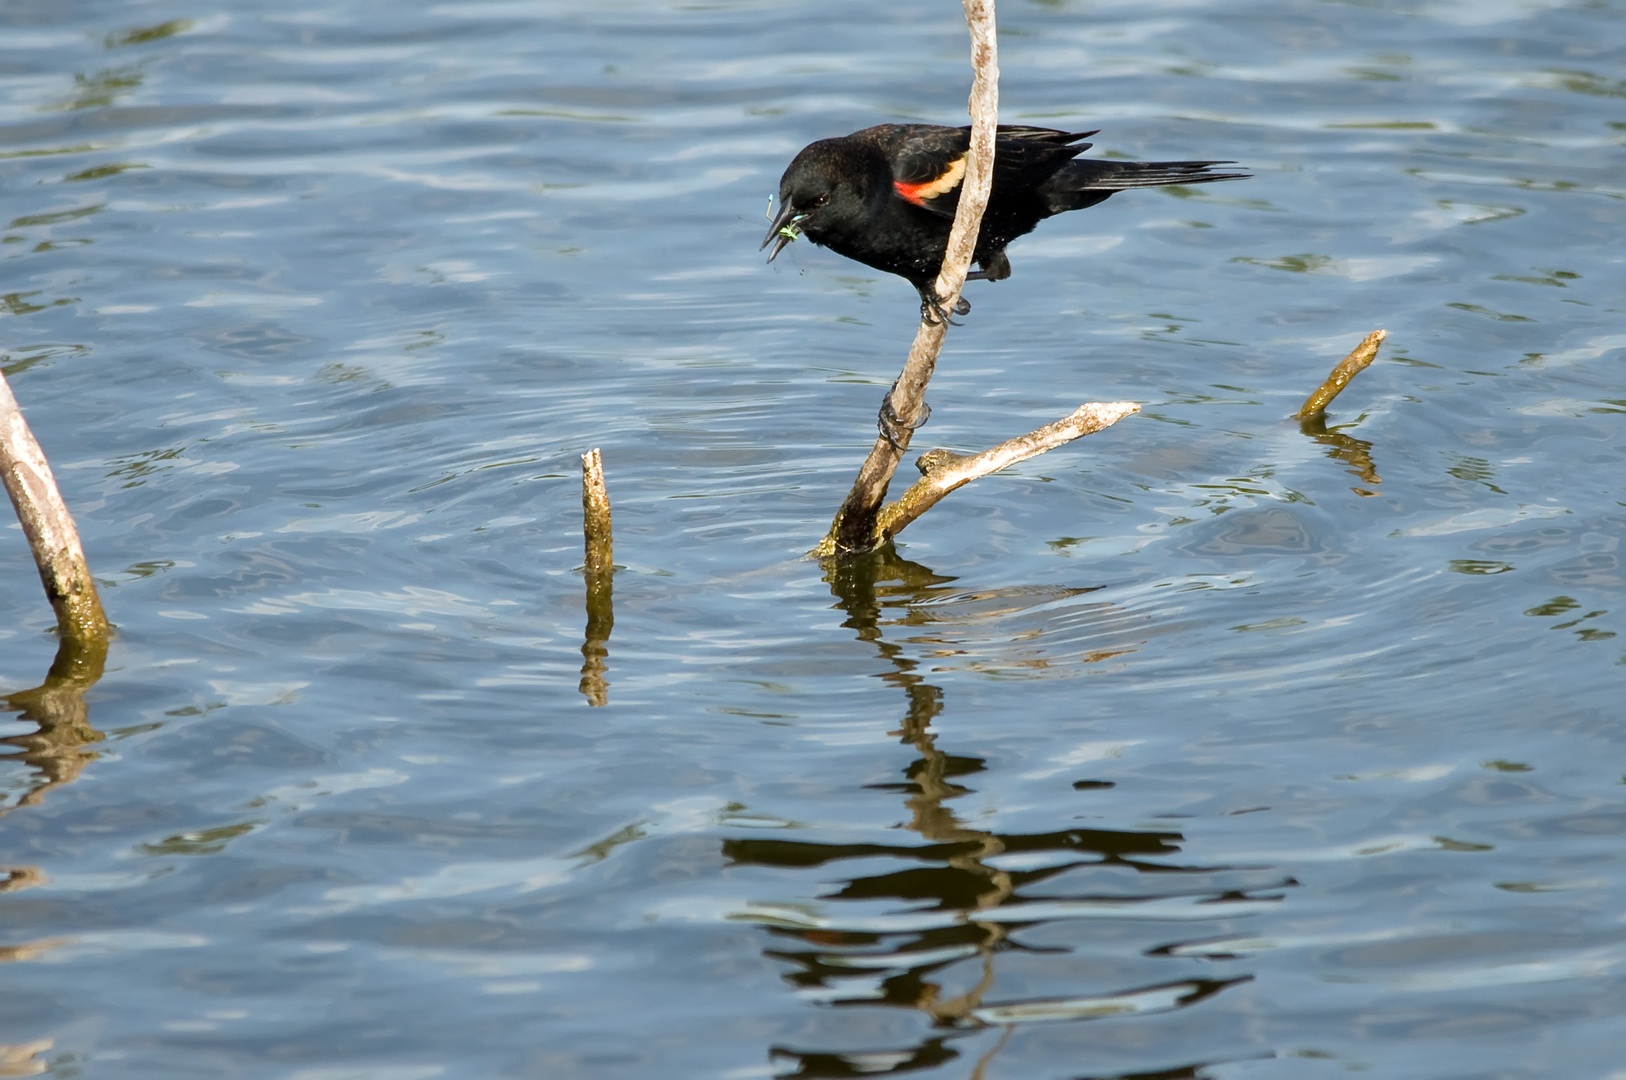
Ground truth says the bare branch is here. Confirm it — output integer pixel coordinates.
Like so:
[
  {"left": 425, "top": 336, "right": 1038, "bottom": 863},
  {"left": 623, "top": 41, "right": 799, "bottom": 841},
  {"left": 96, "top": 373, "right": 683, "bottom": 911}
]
[
  {"left": 821, "top": 0, "right": 999, "bottom": 557},
  {"left": 0, "top": 369, "right": 109, "bottom": 645},
  {"left": 930, "top": 0, "right": 1000, "bottom": 332},
  {"left": 874, "top": 402, "right": 1139, "bottom": 542},
  {"left": 1295, "top": 329, "right": 1386, "bottom": 420}
]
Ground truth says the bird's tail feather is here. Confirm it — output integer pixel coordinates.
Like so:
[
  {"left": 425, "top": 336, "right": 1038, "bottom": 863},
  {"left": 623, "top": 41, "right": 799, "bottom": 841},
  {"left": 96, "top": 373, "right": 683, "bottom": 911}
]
[{"left": 1043, "top": 159, "right": 1248, "bottom": 212}]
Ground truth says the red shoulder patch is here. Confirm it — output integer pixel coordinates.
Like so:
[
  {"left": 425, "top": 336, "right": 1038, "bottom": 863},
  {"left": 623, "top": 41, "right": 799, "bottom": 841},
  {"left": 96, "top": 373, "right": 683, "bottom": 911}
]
[{"left": 893, "top": 154, "right": 967, "bottom": 207}]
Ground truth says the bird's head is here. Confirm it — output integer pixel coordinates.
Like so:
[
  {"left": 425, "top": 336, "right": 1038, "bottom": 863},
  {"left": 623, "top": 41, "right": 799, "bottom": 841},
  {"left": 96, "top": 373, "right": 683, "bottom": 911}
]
[{"left": 761, "top": 138, "right": 881, "bottom": 261}]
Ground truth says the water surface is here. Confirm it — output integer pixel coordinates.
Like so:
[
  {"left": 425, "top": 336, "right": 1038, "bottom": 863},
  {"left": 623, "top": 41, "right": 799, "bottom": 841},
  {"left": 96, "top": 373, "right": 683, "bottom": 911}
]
[{"left": 2, "top": 0, "right": 1624, "bottom": 1077}]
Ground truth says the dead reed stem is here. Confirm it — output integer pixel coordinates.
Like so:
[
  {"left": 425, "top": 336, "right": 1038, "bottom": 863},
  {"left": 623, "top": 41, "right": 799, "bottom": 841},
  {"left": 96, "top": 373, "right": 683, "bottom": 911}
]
[
  {"left": 1296, "top": 329, "right": 1386, "bottom": 420},
  {"left": 579, "top": 448, "right": 614, "bottom": 706},
  {"left": 0, "top": 369, "right": 109, "bottom": 645}
]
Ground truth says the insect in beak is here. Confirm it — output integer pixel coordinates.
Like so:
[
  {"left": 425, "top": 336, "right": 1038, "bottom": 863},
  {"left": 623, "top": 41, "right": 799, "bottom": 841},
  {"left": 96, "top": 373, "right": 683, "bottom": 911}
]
[{"left": 761, "top": 200, "right": 807, "bottom": 262}]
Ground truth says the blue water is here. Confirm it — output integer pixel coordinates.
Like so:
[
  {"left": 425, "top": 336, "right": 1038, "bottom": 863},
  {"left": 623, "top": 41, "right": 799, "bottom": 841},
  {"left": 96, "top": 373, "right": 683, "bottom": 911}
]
[{"left": 3, "top": 0, "right": 1624, "bottom": 1076}]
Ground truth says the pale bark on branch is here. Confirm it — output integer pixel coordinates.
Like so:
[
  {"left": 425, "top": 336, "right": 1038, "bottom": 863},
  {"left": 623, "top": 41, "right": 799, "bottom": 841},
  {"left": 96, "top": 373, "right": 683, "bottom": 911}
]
[
  {"left": 875, "top": 403, "right": 1140, "bottom": 542},
  {"left": 0, "top": 369, "right": 109, "bottom": 645},
  {"left": 821, "top": 0, "right": 999, "bottom": 557}
]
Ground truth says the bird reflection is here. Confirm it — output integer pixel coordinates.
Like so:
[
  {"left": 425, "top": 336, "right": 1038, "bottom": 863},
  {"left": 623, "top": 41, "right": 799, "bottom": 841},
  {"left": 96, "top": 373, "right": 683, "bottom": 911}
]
[
  {"left": 726, "top": 547, "right": 1266, "bottom": 1079},
  {"left": 1298, "top": 414, "right": 1381, "bottom": 496}
]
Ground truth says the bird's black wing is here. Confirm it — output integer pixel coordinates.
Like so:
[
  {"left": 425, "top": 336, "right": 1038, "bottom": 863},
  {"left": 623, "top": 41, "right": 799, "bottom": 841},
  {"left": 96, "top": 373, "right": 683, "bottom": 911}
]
[{"left": 881, "top": 125, "right": 1097, "bottom": 219}]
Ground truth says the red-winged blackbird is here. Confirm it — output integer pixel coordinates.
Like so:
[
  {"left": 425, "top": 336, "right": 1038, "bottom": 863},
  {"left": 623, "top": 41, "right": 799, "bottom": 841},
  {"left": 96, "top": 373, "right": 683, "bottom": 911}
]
[{"left": 763, "top": 123, "right": 1247, "bottom": 323}]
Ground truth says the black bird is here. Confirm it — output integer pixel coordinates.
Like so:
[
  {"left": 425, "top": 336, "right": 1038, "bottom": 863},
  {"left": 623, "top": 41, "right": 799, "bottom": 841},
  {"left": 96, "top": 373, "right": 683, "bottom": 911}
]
[{"left": 762, "top": 123, "right": 1247, "bottom": 323}]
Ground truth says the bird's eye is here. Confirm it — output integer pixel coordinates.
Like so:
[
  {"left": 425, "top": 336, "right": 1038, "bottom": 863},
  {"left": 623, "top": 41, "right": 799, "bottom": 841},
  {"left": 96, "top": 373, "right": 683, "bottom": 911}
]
[{"left": 811, "top": 193, "right": 830, "bottom": 207}]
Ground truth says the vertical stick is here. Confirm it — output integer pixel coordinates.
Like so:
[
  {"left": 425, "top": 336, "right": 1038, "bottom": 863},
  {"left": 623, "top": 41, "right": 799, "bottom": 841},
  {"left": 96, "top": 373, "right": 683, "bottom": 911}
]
[
  {"left": 580, "top": 448, "right": 613, "bottom": 574},
  {"left": 818, "top": 0, "right": 999, "bottom": 557},
  {"left": 0, "top": 369, "right": 109, "bottom": 644},
  {"left": 579, "top": 448, "right": 614, "bottom": 706}
]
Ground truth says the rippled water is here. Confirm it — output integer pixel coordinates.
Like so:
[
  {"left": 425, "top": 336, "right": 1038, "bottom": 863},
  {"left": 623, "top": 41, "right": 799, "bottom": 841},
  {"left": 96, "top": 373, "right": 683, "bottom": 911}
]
[{"left": 3, "top": 0, "right": 1624, "bottom": 1076}]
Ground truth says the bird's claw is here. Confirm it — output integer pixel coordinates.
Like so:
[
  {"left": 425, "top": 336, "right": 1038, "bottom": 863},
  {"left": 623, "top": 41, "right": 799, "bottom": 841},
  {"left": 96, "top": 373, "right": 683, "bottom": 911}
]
[
  {"left": 877, "top": 386, "right": 930, "bottom": 450},
  {"left": 919, "top": 290, "right": 971, "bottom": 327}
]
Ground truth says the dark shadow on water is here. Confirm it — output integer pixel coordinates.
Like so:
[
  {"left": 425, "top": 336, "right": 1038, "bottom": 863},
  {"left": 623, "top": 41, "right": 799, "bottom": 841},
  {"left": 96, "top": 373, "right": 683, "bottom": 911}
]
[
  {"left": 1071, "top": 1058, "right": 1277, "bottom": 1080},
  {"left": 730, "top": 546, "right": 1264, "bottom": 1079}
]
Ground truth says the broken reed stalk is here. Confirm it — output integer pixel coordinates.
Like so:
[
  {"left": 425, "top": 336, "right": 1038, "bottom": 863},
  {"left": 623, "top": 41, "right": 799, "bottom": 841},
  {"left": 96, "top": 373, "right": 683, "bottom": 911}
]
[
  {"left": 0, "top": 368, "right": 109, "bottom": 645},
  {"left": 820, "top": 0, "right": 999, "bottom": 558},
  {"left": 876, "top": 403, "right": 1140, "bottom": 541},
  {"left": 1295, "top": 329, "right": 1386, "bottom": 420},
  {"left": 581, "top": 448, "right": 613, "bottom": 574},
  {"left": 579, "top": 448, "right": 614, "bottom": 707}
]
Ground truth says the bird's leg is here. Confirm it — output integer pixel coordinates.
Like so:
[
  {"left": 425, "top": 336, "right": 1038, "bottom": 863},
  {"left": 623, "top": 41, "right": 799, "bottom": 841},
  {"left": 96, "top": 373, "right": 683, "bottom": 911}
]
[
  {"left": 877, "top": 379, "right": 930, "bottom": 450},
  {"left": 969, "top": 250, "right": 1011, "bottom": 282},
  {"left": 916, "top": 284, "right": 972, "bottom": 326}
]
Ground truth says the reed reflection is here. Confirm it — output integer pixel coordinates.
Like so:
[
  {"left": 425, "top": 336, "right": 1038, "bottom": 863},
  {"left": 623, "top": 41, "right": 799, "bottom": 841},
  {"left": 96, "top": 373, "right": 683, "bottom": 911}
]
[
  {"left": 729, "top": 548, "right": 1263, "bottom": 1079},
  {"left": 2, "top": 635, "right": 107, "bottom": 910},
  {"left": 1298, "top": 414, "right": 1381, "bottom": 497},
  {"left": 2, "top": 634, "right": 107, "bottom": 819},
  {"left": 578, "top": 565, "right": 613, "bottom": 706}
]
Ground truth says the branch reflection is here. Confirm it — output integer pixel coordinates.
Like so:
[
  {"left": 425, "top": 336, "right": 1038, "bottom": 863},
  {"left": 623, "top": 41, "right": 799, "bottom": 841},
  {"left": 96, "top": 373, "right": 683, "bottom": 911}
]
[
  {"left": 728, "top": 547, "right": 1266, "bottom": 1079},
  {"left": 2, "top": 634, "right": 108, "bottom": 818},
  {"left": 2, "top": 634, "right": 108, "bottom": 910},
  {"left": 579, "top": 564, "right": 613, "bottom": 706},
  {"left": 1298, "top": 413, "right": 1381, "bottom": 497}
]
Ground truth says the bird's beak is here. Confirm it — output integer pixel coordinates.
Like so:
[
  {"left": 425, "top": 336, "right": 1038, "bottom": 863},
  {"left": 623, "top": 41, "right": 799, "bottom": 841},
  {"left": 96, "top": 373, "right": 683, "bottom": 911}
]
[{"left": 761, "top": 200, "right": 805, "bottom": 262}]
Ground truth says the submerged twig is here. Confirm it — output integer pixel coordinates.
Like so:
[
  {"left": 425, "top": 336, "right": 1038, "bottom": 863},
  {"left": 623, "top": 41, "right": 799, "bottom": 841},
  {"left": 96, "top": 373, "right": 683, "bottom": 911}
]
[
  {"left": 874, "top": 402, "right": 1139, "bottom": 543},
  {"left": 579, "top": 448, "right": 614, "bottom": 706},
  {"left": 1295, "top": 329, "right": 1386, "bottom": 420},
  {"left": 0, "top": 368, "right": 109, "bottom": 645},
  {"left": 821, "top": 0, "right": 999, "bottom": 557}
]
